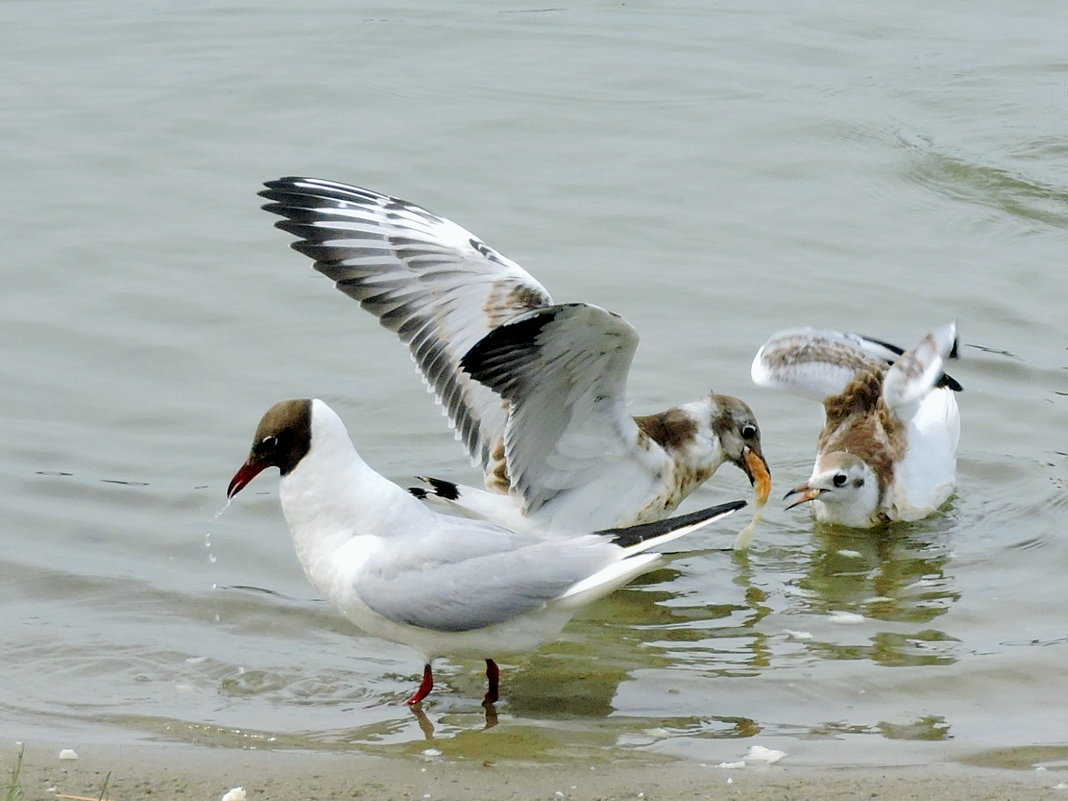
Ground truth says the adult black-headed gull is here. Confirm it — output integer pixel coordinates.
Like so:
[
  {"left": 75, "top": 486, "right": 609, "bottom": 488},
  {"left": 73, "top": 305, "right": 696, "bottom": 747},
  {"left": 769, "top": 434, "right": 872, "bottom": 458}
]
[
  {"left": 751, "top": 324, "right": 960, "bottom": 528},
  {"left": 227, "top": 398, "right": 746, "bottom": 705},
  {"left": 257, "top": 178, "right": 771, "bottom": 536}
]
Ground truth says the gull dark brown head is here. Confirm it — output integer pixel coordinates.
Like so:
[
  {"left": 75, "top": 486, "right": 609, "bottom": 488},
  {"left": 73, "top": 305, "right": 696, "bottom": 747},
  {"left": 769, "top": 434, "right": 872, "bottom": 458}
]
[
  {"left": 710, "top": 394, "right": 772, "bottom": 504},
  {"left": 227, "top": 399, "right": 314, "bottom": 499}
]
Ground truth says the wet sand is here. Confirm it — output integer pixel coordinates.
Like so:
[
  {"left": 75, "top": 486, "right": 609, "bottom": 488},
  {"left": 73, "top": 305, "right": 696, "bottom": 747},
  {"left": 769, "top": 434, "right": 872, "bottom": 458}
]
[{"left": 11, "top": 742, "right": 1062, "bottom": 801}]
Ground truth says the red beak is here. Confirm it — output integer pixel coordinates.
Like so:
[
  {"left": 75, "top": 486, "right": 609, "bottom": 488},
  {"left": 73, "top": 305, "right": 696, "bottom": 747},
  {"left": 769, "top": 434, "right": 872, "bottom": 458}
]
[{"left": 227, "top": 461, "right": 268, "bottom": 499}]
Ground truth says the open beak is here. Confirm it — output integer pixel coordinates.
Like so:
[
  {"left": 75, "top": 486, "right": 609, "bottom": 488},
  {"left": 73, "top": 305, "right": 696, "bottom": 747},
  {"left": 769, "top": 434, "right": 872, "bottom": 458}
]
[
  {"left": 739, "top": 445, "right": 772, "bottom": 506},
  {"left": 227, "top": 460, "right": 268, "bottom": 499},
  {"left": 783, "top": 483, "right": 826, "bottom": 510}
]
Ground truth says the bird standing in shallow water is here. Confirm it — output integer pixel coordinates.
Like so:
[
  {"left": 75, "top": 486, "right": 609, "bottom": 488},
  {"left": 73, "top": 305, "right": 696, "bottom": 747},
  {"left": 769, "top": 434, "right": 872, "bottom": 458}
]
[
  {"left": 751, "top": 323, "right": 961, "bottom": 528},
  {"left": 257, "top": 177, "right": 771, "bottom": 537},
  {"left": 227, "top": 398, "right": 746, "bottom": 705}
]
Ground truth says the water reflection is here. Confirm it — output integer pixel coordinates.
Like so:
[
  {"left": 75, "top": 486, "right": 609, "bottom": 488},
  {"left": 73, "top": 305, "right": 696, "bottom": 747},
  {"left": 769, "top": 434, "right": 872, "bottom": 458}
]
[
  {"left": 879, "top": 714, "right": 951, "bottom": 741},
  {"left": 787, "top": 521, "right": 962, "bottom": 668},
  {"left": 491, "top": 518, "right": 966, "bottom": 731},
  {"left": 799, "top": 522, "right": 960, "bottom": 623},
  {"left": 409, "top": 702, "right": 496, "bottom": 738},
  {"left": 804, "top": 715, "right": 952, "bottom": 742}
]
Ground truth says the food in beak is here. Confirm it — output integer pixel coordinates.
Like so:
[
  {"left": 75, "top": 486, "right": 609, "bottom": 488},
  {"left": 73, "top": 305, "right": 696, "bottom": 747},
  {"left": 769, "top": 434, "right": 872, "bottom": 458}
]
[
  {"left": 745, "top": 447, "right": 772, "bottom": 506},
  {"left": 734, "top": 446, "right": 772, "bottom": 550}
]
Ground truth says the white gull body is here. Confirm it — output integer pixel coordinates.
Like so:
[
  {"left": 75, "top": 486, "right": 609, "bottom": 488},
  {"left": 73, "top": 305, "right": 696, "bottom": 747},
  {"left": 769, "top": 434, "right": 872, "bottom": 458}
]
[
  {"left": 257, "top": 178, "right": 770, "bottom": 534},
  {"left": 227, "top": 398, "right": 745, "bottom": 703},
  {"left": 751, "top": 324, "right": 961, "bottom": 528}
]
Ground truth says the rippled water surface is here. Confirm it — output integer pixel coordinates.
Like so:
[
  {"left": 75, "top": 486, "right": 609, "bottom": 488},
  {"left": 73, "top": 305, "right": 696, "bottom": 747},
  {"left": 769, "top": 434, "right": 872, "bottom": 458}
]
[{"left": 2, "top": 0, "right": 1066, "bottom": 770}]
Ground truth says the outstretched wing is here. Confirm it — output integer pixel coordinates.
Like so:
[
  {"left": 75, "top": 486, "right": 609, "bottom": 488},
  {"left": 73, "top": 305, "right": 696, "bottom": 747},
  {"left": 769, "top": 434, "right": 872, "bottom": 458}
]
[
  {"left": 751, "top": 328, "right": 886, "bottom": 402},
  {"left": 260, "top": 177, "right": 552, "bottom": 472},
  {"left": 461, "top": 303, "right": 664, "bottom": 516},
  {"left": 752, "top": 326, "right": 962, "bottom": 404},
  {"left": 855, "top": 333, "right": 962, "bottom": 391},
  {"left": 882, "top": 322, "right": 958, "bottom": 410}
]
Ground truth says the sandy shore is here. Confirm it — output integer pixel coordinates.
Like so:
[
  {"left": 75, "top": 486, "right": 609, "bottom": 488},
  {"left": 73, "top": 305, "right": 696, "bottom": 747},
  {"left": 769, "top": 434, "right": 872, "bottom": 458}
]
[{"left": 9, "top": 742, "right": 1063, "bottom": 801}]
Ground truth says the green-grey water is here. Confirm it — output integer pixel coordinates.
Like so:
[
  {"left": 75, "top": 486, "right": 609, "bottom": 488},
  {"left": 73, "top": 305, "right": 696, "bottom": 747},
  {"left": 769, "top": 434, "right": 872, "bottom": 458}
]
[{"left": 2, "top": 0, "right": 1066, "bottom": 771}]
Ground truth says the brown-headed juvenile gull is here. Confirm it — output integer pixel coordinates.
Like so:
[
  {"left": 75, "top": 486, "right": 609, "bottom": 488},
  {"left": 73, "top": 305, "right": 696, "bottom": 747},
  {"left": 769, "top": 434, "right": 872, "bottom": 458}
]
[
  {"left": 227, "top": 398, "right": 746, "bottom": 705},
  {"left": 751, "top": 324, "right": 961, "bottom": 528},
  {"left": 257, "top": 178, "right": 771, "bottom": 538}
]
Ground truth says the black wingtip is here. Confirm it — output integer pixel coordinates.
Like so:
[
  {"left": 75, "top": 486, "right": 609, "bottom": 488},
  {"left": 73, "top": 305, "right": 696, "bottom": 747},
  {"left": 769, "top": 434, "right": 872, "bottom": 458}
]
[
  {"left": 259, "top": 176, "right": 307, "bottom": 200},
  {"left": 420, "top": 476, "right": 460, "bottom": 501},
  {"left": 937, "top": 373, "right": 963, "bottom": 392},
  {"left": 410, "top": 477, "right": 461, "bottom": 501},
  {"left": 938, "top": 335, "right": 963, "bottom": 391},
  {"left": 600, "top": 499, "right": 747, "bottom": 548},
  {"left": 861, "top": 335, "right": 905, "bottom": 357}
]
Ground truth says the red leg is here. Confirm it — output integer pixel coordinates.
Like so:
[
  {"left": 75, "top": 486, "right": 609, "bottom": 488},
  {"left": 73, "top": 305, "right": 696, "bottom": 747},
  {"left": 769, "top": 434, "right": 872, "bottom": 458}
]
[
  {"left": 482, "top": 658, "right": 500, "bottom": 705},
  {"left": 406, "top": 663, "right": 434, "bottom": 706}
]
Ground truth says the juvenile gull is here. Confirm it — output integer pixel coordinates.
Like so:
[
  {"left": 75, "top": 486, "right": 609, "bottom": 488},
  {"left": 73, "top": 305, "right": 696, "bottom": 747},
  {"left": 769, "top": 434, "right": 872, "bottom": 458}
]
[
  {"left": 751, "top": 324, "right": 960, "bottom": 528},
  {"left": 258, "top": 177, "right": 770, "bottom": 535},
  {"left": 227, "top": 398, "right": 746, "bottom": 704}
]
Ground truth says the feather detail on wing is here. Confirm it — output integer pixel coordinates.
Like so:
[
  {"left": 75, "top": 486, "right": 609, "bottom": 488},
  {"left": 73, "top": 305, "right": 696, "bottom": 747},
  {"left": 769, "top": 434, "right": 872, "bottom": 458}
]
[
  {"left": 259, "top": 177, "right": 552, "bottom": 471},
  {"left": 854, "top": 334, "right": 962, "bottom": 391},
  {"left": 882, "top": 322, "right": 958, "bottom": 411},
  {"left": 751, "top": 328, "right": 886, "bottom": 402},
  {"left": 461, "top": 303, "right": 663, "bottom": 516},
  {"left": 752, "top": 325, "right": 962, "bottom": 404}
]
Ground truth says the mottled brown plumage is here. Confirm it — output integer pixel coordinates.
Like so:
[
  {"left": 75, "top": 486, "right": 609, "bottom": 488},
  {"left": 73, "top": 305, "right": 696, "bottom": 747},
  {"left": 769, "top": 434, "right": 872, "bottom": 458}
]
[
  {"left": 755, "top": 323, "right": 961, "bottom": 528},
  {"left": 483, "top": 282, "right": 549, "bottom": 329},
  {"left": 487, "top": 437, "right": 510, "bottom": 494},
  {"left": 819, "top": 366, "right": 905, "bottom": 495},
  {"left": 634, "top": 408, "right": 699, "bottom": 452}
]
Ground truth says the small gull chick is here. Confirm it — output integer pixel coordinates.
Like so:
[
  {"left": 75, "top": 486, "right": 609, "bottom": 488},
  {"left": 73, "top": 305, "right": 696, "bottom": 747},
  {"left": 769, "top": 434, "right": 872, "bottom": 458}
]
[
  {"left": 227, "top": 398, "right": 746, "bottom": 705},
  {"left": 751, "top": 324, "right": 960, "bottom": 528},
  {"left": 257, "top": 178, "right": 771, "bottom": 536}
]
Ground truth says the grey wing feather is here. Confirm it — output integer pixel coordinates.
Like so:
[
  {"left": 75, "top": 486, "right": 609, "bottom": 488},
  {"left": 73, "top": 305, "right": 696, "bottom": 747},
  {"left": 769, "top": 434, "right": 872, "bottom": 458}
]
[
  {"left": 356, "top": 523, "right": 613, "bottom": 632},
  {"left": 260, "top": 177, "right": 553, "bottom": 471}
]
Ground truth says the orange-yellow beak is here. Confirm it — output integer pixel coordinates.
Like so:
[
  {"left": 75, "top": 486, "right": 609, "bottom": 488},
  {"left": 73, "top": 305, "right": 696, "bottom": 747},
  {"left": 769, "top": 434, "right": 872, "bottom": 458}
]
[
  {"left": 742, "top": 446, "right": 772, "bottom": 506},
  {"left": 783, "top": 483, "right": 825, "bottom": 510}
]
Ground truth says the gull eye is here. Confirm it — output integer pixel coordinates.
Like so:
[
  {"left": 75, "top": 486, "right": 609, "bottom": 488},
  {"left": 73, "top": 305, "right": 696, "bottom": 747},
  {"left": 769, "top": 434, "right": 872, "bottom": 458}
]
[
  {"left": 833, "top": 473, "right": 848, "bottom": 488},
  {"left": 741, "top": 423, "right": 758, "bottom": 440},
  {"left": 261, "top": 435, "right": 278, "bottom": 449}
]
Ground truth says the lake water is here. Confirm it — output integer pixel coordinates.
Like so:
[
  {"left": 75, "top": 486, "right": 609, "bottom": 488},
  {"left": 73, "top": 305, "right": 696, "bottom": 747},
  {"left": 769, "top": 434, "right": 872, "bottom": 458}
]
[{"left": 2, "top": 0, "right": 1067, "bottom": 772}]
